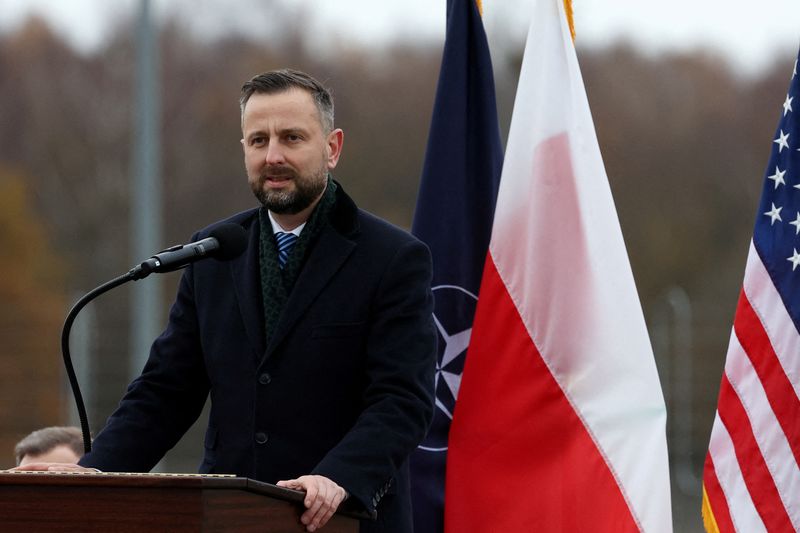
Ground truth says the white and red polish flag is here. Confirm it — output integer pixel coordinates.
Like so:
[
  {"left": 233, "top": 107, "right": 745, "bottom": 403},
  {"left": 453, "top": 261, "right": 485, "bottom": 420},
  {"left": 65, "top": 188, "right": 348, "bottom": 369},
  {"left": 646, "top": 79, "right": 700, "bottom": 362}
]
[{"left": 444, "top": 0, "right": 673, "bottom": 531}]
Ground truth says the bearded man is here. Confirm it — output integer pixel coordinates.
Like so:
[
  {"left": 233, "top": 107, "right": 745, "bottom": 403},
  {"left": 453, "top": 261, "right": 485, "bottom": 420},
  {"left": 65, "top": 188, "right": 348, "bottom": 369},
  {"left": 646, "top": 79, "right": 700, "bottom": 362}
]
[{"left": 18, "top": 69, "right": 436, "bottom": 533}]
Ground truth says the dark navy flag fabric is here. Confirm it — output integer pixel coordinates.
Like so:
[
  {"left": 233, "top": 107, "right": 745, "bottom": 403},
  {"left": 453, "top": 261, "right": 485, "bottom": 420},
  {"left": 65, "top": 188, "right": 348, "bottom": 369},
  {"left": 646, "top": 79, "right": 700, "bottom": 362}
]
[{"left": 409, "top": 0, "right": 503, "bottom": 531}]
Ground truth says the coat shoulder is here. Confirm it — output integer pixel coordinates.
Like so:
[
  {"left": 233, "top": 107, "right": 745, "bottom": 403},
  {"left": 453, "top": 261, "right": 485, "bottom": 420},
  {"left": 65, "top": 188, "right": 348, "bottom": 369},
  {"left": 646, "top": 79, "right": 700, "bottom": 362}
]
[
  {"left": 355, "top": 209, "right": 426, "bottom": 251},
  {"left": 193, "top": 208, "right": 260, "bottom": 239}
]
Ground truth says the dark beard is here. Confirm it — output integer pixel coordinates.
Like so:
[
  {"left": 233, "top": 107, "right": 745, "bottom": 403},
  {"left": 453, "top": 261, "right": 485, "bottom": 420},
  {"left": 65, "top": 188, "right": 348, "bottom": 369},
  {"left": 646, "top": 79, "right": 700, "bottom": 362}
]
[{"left": 253, "top": 167, "right": 327, "bottom": 214}]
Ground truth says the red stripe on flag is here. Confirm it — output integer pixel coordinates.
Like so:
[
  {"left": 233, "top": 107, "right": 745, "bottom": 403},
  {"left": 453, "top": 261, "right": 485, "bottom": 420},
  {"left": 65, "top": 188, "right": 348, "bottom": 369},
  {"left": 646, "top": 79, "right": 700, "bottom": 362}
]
[
  {"left": 733, "top": 290, "right": 800, "bottom": 466},
  {"left": 716, "top": 373, "right": 793, "bottom": 531},
  {"left": 702, "top": 452, "right": 736, "bottom": 533},
  {"left": 445, "top": 254, "right": 637, "bottom": 532}
]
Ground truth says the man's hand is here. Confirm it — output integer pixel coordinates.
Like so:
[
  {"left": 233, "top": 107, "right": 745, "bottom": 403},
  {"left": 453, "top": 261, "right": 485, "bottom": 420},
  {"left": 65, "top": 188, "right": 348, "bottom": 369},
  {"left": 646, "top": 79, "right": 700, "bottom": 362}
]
[
  {"left": 6, "top": 463, "right": 99, "bottom": 473},
  {"left": 276, "top": 474, "right": 347, "bottom": 532}
]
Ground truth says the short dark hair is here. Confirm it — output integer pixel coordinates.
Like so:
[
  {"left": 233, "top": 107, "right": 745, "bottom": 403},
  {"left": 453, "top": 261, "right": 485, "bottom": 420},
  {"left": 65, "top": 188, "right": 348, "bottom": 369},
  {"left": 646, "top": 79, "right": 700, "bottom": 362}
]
[
  {"left": 14, "top": 426, "right": 84, "bottom": 465},
  {"left": 240, "top": 69, "right": 334, "bottom": 133}
]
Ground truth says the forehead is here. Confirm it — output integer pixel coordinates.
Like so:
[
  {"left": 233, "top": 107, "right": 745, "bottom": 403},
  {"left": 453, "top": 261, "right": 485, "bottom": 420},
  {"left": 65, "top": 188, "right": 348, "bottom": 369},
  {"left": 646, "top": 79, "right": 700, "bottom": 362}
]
[
  {"left": 241, "top": 89, "right": 320, "bottom": 132},
  {"left": 19, "top": 444, "right": 81, "bottom": 465}
]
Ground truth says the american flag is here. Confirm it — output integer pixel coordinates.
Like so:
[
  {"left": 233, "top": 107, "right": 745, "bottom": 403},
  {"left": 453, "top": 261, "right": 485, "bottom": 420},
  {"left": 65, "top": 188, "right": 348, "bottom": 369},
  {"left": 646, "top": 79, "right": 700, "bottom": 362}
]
[{"left": 702, "top": 52, "right": 800, "bottom": 532}]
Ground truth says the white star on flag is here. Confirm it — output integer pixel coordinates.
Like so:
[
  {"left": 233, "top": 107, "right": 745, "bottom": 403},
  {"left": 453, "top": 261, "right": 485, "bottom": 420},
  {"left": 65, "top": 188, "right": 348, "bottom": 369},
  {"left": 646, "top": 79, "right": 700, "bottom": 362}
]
[
  {"left": 784, "top": 95, "right": 794, "bottom": 116},
  {"left": 774, "top": 129, "right": 790, "bottom": 152},
  {"left": 787, "top": 248, "right": 800, "bottom": 270},
  {"left": 790, "top": 212, "right": 800, "bottom": 234},
  {"left": 768, "top": 166, "right": 787, "bottom": 188},
  {"left": 764, "top": 202, "right": 783, "bottom": 224}
]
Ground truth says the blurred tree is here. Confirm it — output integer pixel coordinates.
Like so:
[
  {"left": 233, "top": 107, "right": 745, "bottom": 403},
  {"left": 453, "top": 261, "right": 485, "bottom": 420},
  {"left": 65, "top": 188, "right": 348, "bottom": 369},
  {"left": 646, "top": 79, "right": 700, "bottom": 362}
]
[{"left": 0, "top": 169, "right": 66, "bottom": 468}]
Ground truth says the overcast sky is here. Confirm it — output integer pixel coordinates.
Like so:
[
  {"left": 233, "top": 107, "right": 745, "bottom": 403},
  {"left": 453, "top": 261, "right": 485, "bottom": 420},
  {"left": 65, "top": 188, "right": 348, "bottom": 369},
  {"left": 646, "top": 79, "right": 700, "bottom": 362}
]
[{"left": 1, "top": 0, "right": 799, "bottom": 74}]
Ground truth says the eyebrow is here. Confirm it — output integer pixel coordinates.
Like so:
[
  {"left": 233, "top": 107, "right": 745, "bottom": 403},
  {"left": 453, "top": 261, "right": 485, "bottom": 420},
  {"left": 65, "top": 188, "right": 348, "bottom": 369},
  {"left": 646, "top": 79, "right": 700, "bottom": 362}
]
[
  {"left": 245, "top": 129, "right": 266, "bottom": 140},
  {"left": 245, "top": 126, "right": 309, "bottom": 140},
  {"left": 278, "top": 127, "right": 308, "bottom": 137}
]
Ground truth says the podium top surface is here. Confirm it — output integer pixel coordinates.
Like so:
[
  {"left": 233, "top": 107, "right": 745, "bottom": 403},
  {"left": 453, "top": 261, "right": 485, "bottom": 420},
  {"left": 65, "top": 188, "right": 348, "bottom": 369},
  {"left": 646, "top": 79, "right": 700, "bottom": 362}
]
[
  {"left": 0, "top": 471, "right": 288, "bottom": 493},
  {"left": 0, "top": 471, "right": 373, "bottom": 520}
]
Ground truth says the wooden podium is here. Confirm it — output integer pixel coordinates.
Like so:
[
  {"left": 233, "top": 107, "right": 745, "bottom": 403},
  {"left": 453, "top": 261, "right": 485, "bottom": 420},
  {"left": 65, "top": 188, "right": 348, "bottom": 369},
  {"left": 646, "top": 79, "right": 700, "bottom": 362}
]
[{"left": 0, "top": 471, "right": 365, "bottom": 532}]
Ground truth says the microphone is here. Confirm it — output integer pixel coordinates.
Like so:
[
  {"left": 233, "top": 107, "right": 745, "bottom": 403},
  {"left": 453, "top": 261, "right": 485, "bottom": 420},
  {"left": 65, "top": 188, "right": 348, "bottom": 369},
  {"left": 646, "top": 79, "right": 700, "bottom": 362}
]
[
  {"left": 129, "top": 223, "right": 248, "bottom": 280},
  {"left": 63, "top": 222, "right": 248, "bottom": 453}
]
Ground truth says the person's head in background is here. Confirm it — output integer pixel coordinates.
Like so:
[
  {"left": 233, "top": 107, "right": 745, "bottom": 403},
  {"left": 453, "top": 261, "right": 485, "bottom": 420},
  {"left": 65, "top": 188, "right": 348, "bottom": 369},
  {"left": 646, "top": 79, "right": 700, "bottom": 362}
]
[{"left": 14, "top": 426, "right": 84, "bottom": 466}]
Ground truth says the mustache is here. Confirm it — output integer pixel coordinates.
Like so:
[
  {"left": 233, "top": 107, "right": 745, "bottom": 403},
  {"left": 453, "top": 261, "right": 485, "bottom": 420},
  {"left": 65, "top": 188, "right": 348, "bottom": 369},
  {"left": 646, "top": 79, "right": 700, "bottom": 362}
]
[{"left": 260, "top": 166, "right": 296, "bottom": 180}]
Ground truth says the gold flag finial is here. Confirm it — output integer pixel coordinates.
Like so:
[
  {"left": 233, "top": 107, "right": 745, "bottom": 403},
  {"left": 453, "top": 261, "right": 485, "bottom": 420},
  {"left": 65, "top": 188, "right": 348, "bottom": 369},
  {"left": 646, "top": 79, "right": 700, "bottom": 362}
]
[
  {"left": 563, "top": 0, "right": 575, "bottom": 41},
  {"left": 476, "top": 0, "right": 483, "bottom": 17}
]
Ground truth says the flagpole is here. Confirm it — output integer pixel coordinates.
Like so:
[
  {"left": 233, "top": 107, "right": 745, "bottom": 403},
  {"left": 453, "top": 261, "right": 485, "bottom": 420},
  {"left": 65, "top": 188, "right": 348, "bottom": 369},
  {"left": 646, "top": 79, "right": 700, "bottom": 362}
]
[{"left": 563, "top": 0, "right": 575, "bottom": 40}]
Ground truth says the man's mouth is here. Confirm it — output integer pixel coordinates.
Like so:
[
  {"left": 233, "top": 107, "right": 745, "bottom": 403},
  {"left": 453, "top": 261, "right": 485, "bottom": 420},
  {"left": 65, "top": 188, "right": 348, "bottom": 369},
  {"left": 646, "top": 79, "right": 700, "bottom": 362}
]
[
  {"left": 262, "top": 168, "right": 295, "bottom": 183},
  {"left": 261, "top": 172, "right": 295, "bottom": 187}
]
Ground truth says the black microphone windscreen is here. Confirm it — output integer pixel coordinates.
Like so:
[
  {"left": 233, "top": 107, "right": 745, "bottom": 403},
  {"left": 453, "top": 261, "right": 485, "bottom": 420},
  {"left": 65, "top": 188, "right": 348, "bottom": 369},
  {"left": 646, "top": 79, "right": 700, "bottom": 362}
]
[{"left": 209, "top": 223, "right": 248, "bottom": 260}]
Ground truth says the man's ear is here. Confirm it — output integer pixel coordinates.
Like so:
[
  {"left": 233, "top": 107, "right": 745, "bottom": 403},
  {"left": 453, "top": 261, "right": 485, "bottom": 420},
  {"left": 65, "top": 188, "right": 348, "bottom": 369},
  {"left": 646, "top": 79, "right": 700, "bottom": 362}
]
[{"left": 326, "top": 129, "right": 344, "bottom": 169}]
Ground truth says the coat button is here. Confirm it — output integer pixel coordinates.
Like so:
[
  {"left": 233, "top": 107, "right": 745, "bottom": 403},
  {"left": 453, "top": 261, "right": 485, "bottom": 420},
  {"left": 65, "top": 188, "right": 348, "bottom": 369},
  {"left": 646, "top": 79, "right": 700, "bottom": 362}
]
[
  {"left": 255, "top": 432, "right": 268, "bottom": 444},
  {"left": 258, "top": 373, "right": 272, "bottom": 385}
]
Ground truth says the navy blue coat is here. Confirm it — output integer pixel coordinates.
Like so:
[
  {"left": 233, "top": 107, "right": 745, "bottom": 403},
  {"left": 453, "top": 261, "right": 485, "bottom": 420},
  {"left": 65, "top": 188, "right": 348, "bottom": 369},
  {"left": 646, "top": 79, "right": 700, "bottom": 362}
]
[{"left": 80, "top": 185, "right": 437, "bottom": 532}]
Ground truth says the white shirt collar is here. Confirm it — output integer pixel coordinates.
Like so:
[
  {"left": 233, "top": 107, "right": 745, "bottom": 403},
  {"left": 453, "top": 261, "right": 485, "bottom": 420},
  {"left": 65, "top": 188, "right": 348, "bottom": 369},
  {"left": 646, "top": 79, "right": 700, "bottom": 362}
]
[{"left": 267, "top": 210, "right": 306, "bottom": 237}]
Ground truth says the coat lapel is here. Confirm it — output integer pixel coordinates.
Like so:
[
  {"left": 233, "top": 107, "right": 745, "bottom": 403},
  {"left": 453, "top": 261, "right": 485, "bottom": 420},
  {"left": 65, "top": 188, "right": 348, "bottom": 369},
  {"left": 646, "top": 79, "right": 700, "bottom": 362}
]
[
  {"left": 230, "top": 217, "right": 266, "bottom": 359},
  {"left": 264, "top": 224, "right": 355, "bottom": 359}
]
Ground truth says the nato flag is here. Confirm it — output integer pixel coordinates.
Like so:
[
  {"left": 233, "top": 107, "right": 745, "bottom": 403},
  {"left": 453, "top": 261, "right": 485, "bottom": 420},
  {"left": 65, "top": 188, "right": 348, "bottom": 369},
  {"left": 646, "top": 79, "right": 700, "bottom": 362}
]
[{"left": 409, "top": 0, "right": 503, "bottom": 531}]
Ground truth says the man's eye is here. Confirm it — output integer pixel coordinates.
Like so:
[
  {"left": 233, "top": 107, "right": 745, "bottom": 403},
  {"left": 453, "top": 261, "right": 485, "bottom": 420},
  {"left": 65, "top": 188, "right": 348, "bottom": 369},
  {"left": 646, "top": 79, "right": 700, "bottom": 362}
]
[
  {"left": 287, "top": 134, "right": 301, "bottom": 142},
  {"left": 251, "top": 137, "right": 265, "bottom": 146}
]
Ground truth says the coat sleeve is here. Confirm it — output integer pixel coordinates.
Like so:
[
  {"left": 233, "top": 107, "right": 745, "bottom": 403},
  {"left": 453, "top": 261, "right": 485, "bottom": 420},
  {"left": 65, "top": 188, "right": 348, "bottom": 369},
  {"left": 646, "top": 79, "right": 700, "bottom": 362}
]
[
  {"left": 78, "top": 264, "right": 211, "bottom": 472},
  {"left": 310, "top": 238, "right": 437, "bottom": 513}
]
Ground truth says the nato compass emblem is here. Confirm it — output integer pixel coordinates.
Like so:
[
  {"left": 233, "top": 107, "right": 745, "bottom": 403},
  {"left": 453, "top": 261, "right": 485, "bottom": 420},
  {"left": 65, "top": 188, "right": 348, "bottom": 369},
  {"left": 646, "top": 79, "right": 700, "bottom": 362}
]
[{"left": 418, "top": 285, "right": 477, "bottom": 452}]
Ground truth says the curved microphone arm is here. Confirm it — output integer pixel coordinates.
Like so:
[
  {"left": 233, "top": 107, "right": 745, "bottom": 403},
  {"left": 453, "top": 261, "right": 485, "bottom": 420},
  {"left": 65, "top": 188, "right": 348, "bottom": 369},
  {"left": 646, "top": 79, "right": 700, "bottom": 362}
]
[
  {"left": 60, "top": 225, "right": 246, "bottom": 456},
  {"left": 61, "top": 270, "right": 137, "bottom": 455}
]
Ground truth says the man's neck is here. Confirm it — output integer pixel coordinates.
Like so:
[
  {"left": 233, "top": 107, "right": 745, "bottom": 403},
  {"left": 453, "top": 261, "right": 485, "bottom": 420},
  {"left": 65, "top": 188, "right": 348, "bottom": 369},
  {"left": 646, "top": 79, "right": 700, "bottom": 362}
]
[{"left": 270, "top": 193, "right": 323, "bottom": 231}]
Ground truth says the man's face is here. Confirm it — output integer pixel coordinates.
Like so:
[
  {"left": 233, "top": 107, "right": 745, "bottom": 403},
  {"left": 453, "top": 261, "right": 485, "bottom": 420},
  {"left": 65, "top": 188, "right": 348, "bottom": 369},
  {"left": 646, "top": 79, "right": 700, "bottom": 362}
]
[{"left": 241, "top": 89, "right": 342, "bottom": 214}]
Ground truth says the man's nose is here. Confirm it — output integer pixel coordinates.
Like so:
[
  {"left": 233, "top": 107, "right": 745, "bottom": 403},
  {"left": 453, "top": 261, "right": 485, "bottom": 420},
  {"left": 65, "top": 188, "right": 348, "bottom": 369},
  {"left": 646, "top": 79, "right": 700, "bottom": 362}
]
[{"left": 264, "top": 141, "right": 286, "bottom": 165}]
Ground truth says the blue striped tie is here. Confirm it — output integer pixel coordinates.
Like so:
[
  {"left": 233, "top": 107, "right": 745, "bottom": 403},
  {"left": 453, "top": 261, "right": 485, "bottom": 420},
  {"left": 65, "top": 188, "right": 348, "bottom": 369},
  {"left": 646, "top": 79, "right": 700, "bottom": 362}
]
[{"left": 275, "top": 232, "right": 298, "bottom": 269}]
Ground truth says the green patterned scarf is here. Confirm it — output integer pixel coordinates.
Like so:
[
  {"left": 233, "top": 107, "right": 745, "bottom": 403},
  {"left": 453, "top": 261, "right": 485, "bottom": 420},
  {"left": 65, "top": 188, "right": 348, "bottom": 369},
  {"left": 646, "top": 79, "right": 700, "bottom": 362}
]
[{"left": 258, "top": 178, "right": 338, "bottom": 346}]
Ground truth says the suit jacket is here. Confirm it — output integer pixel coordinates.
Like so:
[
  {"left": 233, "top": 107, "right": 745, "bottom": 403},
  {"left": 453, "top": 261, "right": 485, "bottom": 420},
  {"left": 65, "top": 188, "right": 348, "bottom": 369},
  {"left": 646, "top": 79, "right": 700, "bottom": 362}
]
[{"left": 80, "top": 184, "right": 437, "bottom": 532}]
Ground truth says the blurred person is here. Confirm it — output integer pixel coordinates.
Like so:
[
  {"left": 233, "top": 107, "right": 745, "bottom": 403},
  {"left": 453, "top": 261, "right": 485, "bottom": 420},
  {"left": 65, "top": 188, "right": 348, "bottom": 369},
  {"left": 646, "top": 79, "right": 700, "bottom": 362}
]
[
  {"left": 14, "top": 426, "right": 83, "bottom": 466},
  {"left": 13, "top": 69, "right": 436, "bottom": 533}
]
